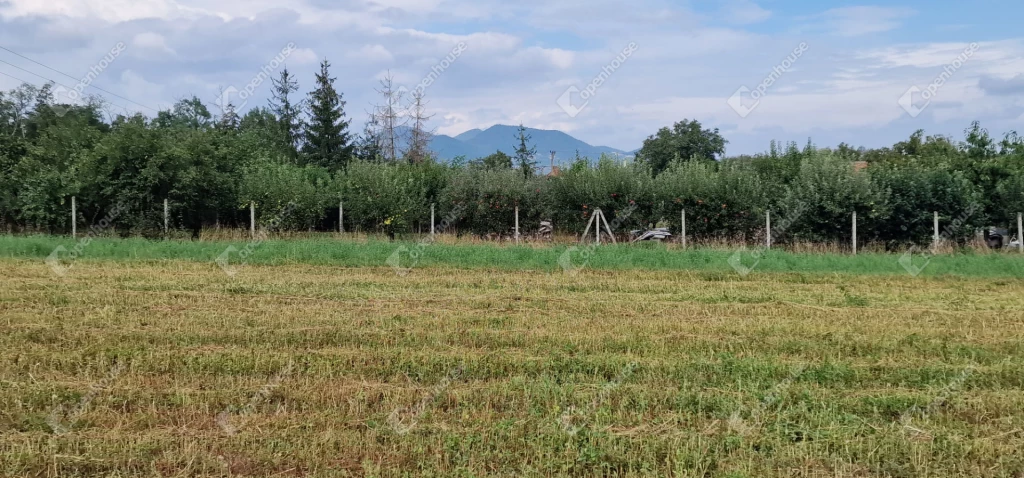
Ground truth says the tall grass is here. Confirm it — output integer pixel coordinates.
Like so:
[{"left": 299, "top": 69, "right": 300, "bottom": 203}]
[{"left": 3, "top": 234, "right": 1024, "bottom": 278}]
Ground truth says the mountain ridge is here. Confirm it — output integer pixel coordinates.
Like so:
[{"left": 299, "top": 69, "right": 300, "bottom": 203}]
[{"left": 417, "top": 124, "right": 632, "bottom": 163}]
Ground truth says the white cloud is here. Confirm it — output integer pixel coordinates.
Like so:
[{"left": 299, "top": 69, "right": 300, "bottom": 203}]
[
  {"left": 806, "top": 6, "right": 916, "bottom": 37},
  {"left": 132, "top": 32, "right": 176, "bottom": 56},
  {"left": 721, "top": 0, "right": 771, "bottom": 25},
  {"left": 1, "top": 0, "right": 1021, "bottom": 154}
]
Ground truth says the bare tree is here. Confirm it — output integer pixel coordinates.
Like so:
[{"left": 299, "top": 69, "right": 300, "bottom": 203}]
[
  {"left": 404, "top": 89, "right": 434, "bottom": 164},
  {"left": 370, "top": 72, "right": 406, "bottom": 162}
]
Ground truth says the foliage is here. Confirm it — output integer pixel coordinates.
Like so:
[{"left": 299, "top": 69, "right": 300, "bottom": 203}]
[
  {"left": 3, "top": 78, "right": 1024, "bottom": 248},
  {"left": 637, "top": 119, "right": 727, "bottom": 175},
  {"left": 869, "top": 160, "right": 984, "bottom": 247},
  {"left": 302, "top": 59, "right": 353, "bottom": 172},
  {"left": 440, "top": 167, "right": 548, "bottom": 236},
  {"left": 781, "top": 151, "right": 889, "bottom": 243},
  {"left": 546, "top": 157, "right": 655, "bottom": 233},
  {"left": 653, "top": 160, "right": 771, "bottom": 239},
  {"left": 339, "top": 160, "right": 430, "bottom": 236},
  {"left": 513, "top": 123, "right": 537, "bottom": 179}
]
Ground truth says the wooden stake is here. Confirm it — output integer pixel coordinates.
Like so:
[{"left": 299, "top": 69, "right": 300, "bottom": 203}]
[
  {"left": 933, "top": 211, "right": 940, "bottom": 251},
  {"left": 851, "top": 211, "right": 858, "bottom": 255},
  {"left": 681, "top": 209, "right": 687, "bottom": 249},
  {"left": 766, "top": 211, "right": 772, "bottom": 249},
  {"left": 514, "top": 205, "right": 520, "bottom": 244},
  {"left": 430, "top": 203, "right": 435, "bottom": 237},
  {"left": 250, "top": 202, "right": 256, "bottom": 240},
  {"left": 600, "top": 210, "right": 616, "bottom": 244},
  {"left": 595, "top": 209, "right": 601, "bottom": 245},
  {"left": 164, "top": 198, "right": 169, "bottom": 238},
  {"left": 1018, "top": 213, "right": 1023, "bottom": 253},
  {"left": 581, "top": 211, "right": 596, "bottom": 243},
  {"left": 71, "top": 196, "right": 76, "bottom": 239}
]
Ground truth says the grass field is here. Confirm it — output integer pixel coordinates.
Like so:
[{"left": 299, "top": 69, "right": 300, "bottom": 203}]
[
  {"left": 2, "top": 245, "right": 1024, "bottom": 477},
  {"left": 4, "top": 234, "right": 1024, "bottom": 278}
]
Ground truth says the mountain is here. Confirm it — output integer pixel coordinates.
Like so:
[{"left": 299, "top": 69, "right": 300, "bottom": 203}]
[
  {"left": 453, "top": 128, "right": 484, "bottom": 142},
  {"left": 423, "top": 125, "right": 631, "bottom": 163}
]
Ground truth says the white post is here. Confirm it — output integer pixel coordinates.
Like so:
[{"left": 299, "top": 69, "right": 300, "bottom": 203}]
[
  {"left": 933, "top": 211, "right": 940, "bottom": 251},
  {"left": 71, "top": 196, "right": 76, "bottom": 239},
  {"left": 681, "top": 209, "right": 687, "bottom": 249},
  {"left": 596, "top": 210, "right": 601, "bottom": 245},
  {"left": 514, "top": 205, "right": 520, "bottom": 244},
  {"left": 430, "top": 203, "right": 435, "bottom": 237},
  {"left": 1018, "top": 213, "right": 1023, "bottom": 253},
  {"left": 852, "top": 211, "right": 857, "bottom": 255},
  {"left": 339, "top": 201, "right": 344, "bottom": 233},
  {"left": 164, "top": 198, "right": 169, "bottom": 237},
  {"left": 250, "top": 202, "right": 256, "bottom": 240},
  {"left": 766, "top": 211, "right": 772, "bottom": 249}
]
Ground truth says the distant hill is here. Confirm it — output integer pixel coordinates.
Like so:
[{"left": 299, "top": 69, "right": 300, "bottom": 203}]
[{"left": 406, "top": 125, "right": 631, "bottom": 163}]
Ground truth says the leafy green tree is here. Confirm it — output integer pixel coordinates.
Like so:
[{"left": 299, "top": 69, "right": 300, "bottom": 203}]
[
  {"left": 473, "top": 150, "right": 513, "bottom": 170},
  {"left": 653, "top": 160, "right": 770, "bottom": 240},
  {"left": 239, "top": 160, "right": 332, "bottom": 231},
  {"left": 637, "top": 119, "right": 727, "bottom": 175},
  {"left": 440, "top": 167, "right": 548, "bottom": 236},
  {"left": 302, "top": 59, "right": 353, "bottom": 172},
  {"left": 547, "top": 157, "right": 654, "bottom": 232},
  {"left": 781, "top": 151, "right": 889, "bottom": 244},
  {"left": 339, "top": 160, "right": 429, "bottom": 237},
  {"left": 870, "top": 161, "right": 983, "bottom": 247}
]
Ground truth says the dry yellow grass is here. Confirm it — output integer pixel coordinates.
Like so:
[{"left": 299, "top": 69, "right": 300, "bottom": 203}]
[{"left": 1, "top": 258, "right": 1023, "bottom": 477}]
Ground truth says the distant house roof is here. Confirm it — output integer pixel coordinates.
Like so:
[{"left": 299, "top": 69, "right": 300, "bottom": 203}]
[{"left": 853, "top": 161, "right": 869, "bottom": 172}]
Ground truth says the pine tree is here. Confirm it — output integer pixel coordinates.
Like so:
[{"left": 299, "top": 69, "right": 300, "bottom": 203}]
[
  {"left": 218, "top": 102, "right": 240, "bottom": 130},
  {"left": 269, "top": 68, "right": 302, "bottom": 161},
  {"left": 302, "top": 59, "right": 353, "bottom": 171},
  {"left": 355, "top": 115, "right": 383, "bottom": 162},
  {"left": 514, "top": 124, "right": 537, "bottom": 178}
]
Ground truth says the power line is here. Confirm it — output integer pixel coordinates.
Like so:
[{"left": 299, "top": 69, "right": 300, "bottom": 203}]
[
  {"left": 0, "top": 45, "right": 159, "bottom": 113},
  {"left": 0, "top": 68, "right": 35, "bottom": 87},
  {"left": 0, "top": 60, "right": 136, "bottom": 114}
]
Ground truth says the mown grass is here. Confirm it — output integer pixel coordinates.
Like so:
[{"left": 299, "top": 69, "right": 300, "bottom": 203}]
[
  {"left": 1, "top": 258, "right": 1023, "bottom": 476},
  {"left": 3, "top": 234, "right": 1024, "bottom": 278}
]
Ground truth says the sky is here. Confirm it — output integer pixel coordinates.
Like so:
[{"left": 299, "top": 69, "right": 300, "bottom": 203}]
[{"left": 0, "top": 0, "right": 1021, "bottom": 155}]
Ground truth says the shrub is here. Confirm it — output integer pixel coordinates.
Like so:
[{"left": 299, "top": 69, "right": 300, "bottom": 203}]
[
  {"left": 440, "top": 168, "right": 548, "bottom": 236},
  {"left": 871, "top": 161, "right": 984, "bottom": 247},
  {"left": 547, "top": 156, "right": 655, "bottom": 234},
  {"left": 653, "top": 160, "right": 771, "bottom": 240},
  {"left": 781, "top": 151, "right": 889, "bottom": 243}
]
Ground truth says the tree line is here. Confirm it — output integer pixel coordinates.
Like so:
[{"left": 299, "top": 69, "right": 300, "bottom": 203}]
[{"left": 1, "top": 68, "right": 1022, "bottom": 247}]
